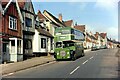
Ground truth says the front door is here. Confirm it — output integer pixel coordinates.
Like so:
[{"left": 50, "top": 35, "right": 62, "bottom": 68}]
[{"left": 2, "top": 43, "right": 9, "bottom": 63}]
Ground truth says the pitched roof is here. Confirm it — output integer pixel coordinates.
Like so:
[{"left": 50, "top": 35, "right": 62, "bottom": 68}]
[
  {"left": 94, "top": 34, "right": 98, "bottom": 39},
  {"left": 18, "top": 2, "right": 25, "bottom": 9},
  {"left": 86, "top": 32, "right": 91, "bottom": 38},
  {"left": 64, "top": 20, "right": 73, "bottom": 27},
  {"left": 38, "top": 10, "right": 45, "bottom": 19},
  {"left": 94, "top": 32, "right": 100, "bottom": 39},
  {"left": 43, "top": 10, "right": 66, "bottom": 27},
  {"left": 18, "top": 0, "right": 31, "bottom": 9},
  {"left": 1, "top": 0, "right": 26, "bottom": 8},
  {"left": 36, "top": 28, "right": 53, "bottom": 38},
  {"left": 86, "top": 37, "right": 91, "bottom": 42},
  {"left": 1, "top": 0, "right": 23, "bottom": 23},
  {"left": 100, "top": 33, "right": 107, "bottom": 39},
  {"left": 91, "top": 34, "right": 97, "bottom": 40},
  {"left": 37, "top": 10, "right": 48, "bottom": 22},
  {"left": 18, "top": 0, "right": 35, "bottom": 15},
  {"left": 1, "top": 0, "right": 9, "bottom": 8},
  {"left": 74, "top": 25, "right": 85, "bottom": 32}
]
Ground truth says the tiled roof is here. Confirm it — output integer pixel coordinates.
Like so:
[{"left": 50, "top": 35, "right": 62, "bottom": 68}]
[
  {"left": 38, "top": 10, "right": 45, "bottom": 19},
  {"left": 94, "top": 32, "right": 100, "bottom": 39},
  {"left": 18, "top": 0, "right": 32, "bottom": 9},
  {"left": 1, "top": 0, "right": 9, "bottom": 7},
  {"left": 43, "top": 10, "right": 66, "bottom": 27},
  {"left": 37, "top": 10, "right": 47, "bottom": 22},
  {"left": 64, "top": 20, "right": 73, "bottom": 27},
  {"left": 91, "top": 34, "right": 97, "bottom": 40},
  {"left": 36, "top": 28, "right": 53, "bottom": 38},
  {"left": 100, "top": 33, "right": 107, "bottom": 39},
  {"left": 74, "top": 25, "right": 85, "bottom": 32},
  {"left": 1, "top": 0, "right": 25, "bottom": 9},
  {"left": 86, "top": 32, "right": 91, "bottom": 37},
  {"left": 94, "top": 34, "right": 98, "bottom": 39},
  {"left": 18, "top": 0, "right": 35, "bottom": 14},
  {"left": 86, "top": 37, "right": 91, "bottom": 42},
  {"left": 18, "top": 2, "right": 25, "bottom": 9}
]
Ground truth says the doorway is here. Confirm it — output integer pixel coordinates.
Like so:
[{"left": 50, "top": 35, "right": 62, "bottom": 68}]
[{"left": 2, "top": 43, "right": 9, "bottom": 63}]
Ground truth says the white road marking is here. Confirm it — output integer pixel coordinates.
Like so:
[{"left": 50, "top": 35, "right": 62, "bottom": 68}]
[
  {"left": 70, "top": 66, "right": 80, "bottom": 75},
  {"left": 89, "top": 56, "right": 94, "bottom": 60},
  {"left": 82, "top": 60, "right": 89, "bottom": 65}
]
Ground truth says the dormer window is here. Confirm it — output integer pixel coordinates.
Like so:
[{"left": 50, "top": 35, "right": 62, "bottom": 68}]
[
  {"left": 9, "top": 16, "right": 17, "bottom": 30},
  {"left": 25, "top": 17, "right": 32, "bottom": 27}
]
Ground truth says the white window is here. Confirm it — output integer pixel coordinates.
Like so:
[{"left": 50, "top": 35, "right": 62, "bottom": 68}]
[{"left": 9, "top": 16, "right": 17, "bottom": 30}]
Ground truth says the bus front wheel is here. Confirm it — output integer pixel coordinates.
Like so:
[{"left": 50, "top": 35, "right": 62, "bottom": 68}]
[
  {"left": 70, "top": 51, "right": 76, "bottom": 61},
  {"left": 81, "top": 50, "right": 85, "bottom": 57}
]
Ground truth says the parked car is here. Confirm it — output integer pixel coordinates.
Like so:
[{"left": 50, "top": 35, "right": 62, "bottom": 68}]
[
  {"left": 96, "top": 46, "right": 100, "bottom": 50},
  {"left": 91, "top": 46, "right": 97, "bottom": 51},
  {"left": 100, "top": 45, "right": 107, "bottom": 49}
]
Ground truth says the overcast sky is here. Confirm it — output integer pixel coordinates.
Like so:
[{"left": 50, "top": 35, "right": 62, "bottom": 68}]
[{"left": 32, "top": 0, "right": 119, "bottom": 41}]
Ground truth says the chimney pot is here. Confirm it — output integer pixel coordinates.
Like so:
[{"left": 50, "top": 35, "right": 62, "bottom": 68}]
[{"left": 58, "top": 13, "right": 62, "bottom": 22}]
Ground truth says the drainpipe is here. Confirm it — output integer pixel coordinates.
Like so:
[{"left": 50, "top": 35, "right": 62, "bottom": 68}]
[
  {"left": 0, "top": 14, "right": 3, "bottom": 63},
  {"left": 0, "top": 33, "right": 2, "bottom": 64}
]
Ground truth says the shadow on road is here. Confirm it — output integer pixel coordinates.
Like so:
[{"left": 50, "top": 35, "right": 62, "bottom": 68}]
[{"left": 116, "top": 48, "right": 120, "bottom": 78}]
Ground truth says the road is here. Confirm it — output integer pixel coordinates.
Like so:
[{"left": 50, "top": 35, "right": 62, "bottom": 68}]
[{"left": 3, "top": 48, "right": 119, "bottom": 78}]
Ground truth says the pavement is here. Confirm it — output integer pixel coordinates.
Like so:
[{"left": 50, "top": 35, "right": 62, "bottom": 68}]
[
  {"left": 84, "top": 49, "right": 91, "bottom": 52},
  {"left": 1, "top": 49, "right": 91, "bottom": 76},
  {"left": 1, "top": 56, "right": 55, "bottom": 75}
]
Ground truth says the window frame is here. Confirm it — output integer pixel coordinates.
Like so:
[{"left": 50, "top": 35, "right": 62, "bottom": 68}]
[
  {"left": 41, "top": 38, "right": 46, "bottom": 49},
  {"left": 50, "top": 39, "right": 53, "bottom": 50},
  {"left": 9, "top": 16, "right": 17, "bottom": 30},
  {"left": 25, "top": 17, "right": 32, "bottom": 27}
]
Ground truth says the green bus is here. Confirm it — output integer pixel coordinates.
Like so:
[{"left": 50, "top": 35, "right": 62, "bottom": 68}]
[{"left": 54, "top": 27, "right": 85, "bottom": 60}]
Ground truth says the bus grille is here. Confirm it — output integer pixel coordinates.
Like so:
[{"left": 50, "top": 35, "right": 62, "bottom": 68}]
[{"left": 60, "top": 51, "right": 66, "bottom": 57}]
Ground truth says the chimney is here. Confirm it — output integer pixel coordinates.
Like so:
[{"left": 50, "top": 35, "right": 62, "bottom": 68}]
[
  {"left": 96, "top": 32, "right": 99, "bottom": 35},
  {"left": 38, "top": 10, "right": 41, "bottom": 13},
  {"left": 75, "top": 22, "right": 77, "bottom": 26},
  {"left": 58, "top": 13, "right": 62, "bottom": 22}
]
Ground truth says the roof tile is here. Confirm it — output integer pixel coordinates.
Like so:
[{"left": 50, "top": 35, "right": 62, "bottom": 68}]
[
  {"left": 100, "top": 33, "right": 107, "bottom": 39},
  {"left": 74, "top": 25, "right": 85, "bottom": 32},
  {"left": 64, "top": 20, "right": 73, "bottom": 27}
]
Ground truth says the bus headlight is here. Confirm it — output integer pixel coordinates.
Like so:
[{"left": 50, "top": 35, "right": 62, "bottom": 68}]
[
  {"left": 67, "top": 52, "right": 69, "bottom": 54},
  {"left": 67, "top": 56, "right": 70, "bottom": 58},
  {"left": 57, "top": 52, "right": 59, "bottom": 55}
]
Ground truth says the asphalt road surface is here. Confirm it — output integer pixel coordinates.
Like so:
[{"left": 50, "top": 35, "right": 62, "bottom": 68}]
[{"left": 3, "top": 48, "right": 119, "bottom": 78}]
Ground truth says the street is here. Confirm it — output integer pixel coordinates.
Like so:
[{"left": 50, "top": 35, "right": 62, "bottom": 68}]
[{"left": 3, "top": 48, "right": 119, "bottom": 78}]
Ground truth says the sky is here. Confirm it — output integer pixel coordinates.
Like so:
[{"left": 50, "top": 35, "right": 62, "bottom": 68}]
[{"left": 32, "top": 0, "right": 119, "bottom": 41}]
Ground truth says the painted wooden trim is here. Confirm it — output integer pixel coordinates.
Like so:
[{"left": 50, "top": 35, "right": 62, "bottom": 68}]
[{"left": 3, "top": 0, "right": 23, "bottom": 23}]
